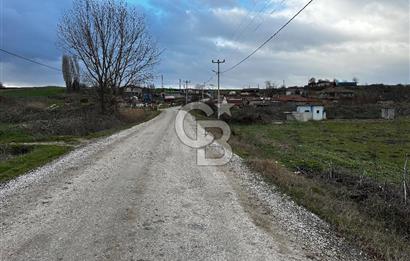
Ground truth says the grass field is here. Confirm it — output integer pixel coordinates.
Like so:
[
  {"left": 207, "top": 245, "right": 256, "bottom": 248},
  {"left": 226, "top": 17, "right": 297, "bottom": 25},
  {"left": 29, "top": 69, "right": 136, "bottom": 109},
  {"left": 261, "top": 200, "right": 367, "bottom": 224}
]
[
  {"left": 0, "top": 124, "right": 78, "bottom": 144},
  {"left": 232, "top": 119, "right": 410, "bottom": 184},
  {"left": 0, "top": 86, "right": 65, "bottom": 97},
  {"left": 0, "top": 145, "right": 71, "bottom": 183},
  {"left": 0, "top": 87, "right": 161, "bottom": 184},
  {"left": 228, "top": 118, "right": 410, "bottom": 260}
]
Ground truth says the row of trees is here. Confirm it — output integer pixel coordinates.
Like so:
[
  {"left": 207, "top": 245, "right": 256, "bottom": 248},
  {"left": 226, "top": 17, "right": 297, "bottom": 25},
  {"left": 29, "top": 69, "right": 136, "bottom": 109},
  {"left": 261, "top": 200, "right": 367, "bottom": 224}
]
[{"left": 58, "top": 0, "right": 160, "bottom": 112}]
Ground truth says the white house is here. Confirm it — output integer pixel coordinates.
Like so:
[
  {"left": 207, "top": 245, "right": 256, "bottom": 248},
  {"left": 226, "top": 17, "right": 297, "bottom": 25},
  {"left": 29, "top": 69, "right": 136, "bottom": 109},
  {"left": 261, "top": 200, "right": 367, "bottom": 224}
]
[
  {"left": 287, "top": 105, "right": 326, "bottom": 122},
  {"left": 381, "top": 108, "right": 395, "bottom": 120}
]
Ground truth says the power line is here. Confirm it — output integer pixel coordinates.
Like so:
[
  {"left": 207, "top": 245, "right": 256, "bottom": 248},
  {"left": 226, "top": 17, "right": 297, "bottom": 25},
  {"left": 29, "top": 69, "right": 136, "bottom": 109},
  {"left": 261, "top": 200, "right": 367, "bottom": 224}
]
[
  {"left": 222, "top": 0, "right": 314, "bottom": 74},
  {"left": 231, "top": 0, "right": 275, "bottom": 43},
  {"left": 229, "top": 0, "right": 261, "bottom": 41},
  {"left": 253, "top": 0, "right": 287, "bottom": 33},
  {"left": 0, "top": 48, "right": 84, "bottom": 80},
  {"left": 221, "top": 0, "right": 273, "bottom": 63},
  {"left": 0, "top": 48, "right": 61, "bottom": 72},
  {"left": 220, "top": 0, "right": 286, "bottom": 81},
  {"left": 204, "top": 74, "right": 214, "bottom": 85}
]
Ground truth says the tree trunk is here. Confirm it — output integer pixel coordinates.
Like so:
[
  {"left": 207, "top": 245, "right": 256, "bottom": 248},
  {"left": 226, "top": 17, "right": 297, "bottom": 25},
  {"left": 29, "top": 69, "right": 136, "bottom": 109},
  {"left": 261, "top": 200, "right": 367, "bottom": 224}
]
[{"left": 99, "top": 82, "right": 105, "bottom": 113}]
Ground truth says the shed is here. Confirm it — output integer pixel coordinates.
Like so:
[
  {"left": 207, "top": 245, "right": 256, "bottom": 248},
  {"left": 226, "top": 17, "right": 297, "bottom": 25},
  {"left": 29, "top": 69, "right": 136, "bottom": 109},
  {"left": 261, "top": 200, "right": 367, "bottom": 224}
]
[
  {"left": 287, "top": 105, "right": 326, "bottom": 122},
  {"left": 381, "top": 108, "right": 395, "bottom": 120}
]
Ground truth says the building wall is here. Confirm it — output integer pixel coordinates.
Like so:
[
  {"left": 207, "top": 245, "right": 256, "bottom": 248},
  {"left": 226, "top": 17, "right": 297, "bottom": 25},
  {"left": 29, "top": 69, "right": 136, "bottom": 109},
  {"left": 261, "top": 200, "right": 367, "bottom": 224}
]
[
  {"left": 289, "top": 112, "right": 313, "bottom": 122},
  {"left": 381, "top": 108, "right": 395, "bottom": 120},
  {"left": 312, "top": 106, "right": 325, "bottom": 121},
  {"left": 297, "top": 106, "right": 312, "bottom": 113},
  {"left": 295, "top": 105, "right": 326, "bottom": 121}
]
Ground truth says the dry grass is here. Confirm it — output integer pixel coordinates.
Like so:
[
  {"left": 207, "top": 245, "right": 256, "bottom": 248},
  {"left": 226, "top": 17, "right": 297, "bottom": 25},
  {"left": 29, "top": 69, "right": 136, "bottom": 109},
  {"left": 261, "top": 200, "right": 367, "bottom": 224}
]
[
  {"left": 25, "top": 101, "right": 49, "bottom": 111},
  {"left": 0, "top": 90, "right": 161, "bottom": 183},
  {"left": 231, "top": 137, "right": 410, "bottom": 260},
  {"left": 117, "top": 108, "right": 147, "bottom": 123}
]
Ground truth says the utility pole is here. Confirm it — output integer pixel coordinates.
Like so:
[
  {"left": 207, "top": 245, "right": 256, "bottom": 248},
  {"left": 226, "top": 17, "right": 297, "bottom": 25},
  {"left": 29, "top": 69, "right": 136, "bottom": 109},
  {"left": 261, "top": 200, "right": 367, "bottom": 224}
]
[
  {"left": 212, "top": 59, "right": 225, "bottom": 119},
  {"left": 179, "top": 79, "right": 182, "bottom": 91},
  {"left": 184, "top": 80, "right": 190, "bottom": 104}
]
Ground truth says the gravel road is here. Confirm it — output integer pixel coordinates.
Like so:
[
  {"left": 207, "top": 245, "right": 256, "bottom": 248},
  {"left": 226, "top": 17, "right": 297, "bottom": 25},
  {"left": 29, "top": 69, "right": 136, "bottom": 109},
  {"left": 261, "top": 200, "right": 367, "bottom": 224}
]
[{"left": 0, "top": 108, "right": 368, "bottom": 260}]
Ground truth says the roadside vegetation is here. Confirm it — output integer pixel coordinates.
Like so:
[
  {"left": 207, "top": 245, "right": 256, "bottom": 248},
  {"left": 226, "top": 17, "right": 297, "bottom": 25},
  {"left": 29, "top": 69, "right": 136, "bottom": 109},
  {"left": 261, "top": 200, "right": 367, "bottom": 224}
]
[
  {"left": 0, "top": 87, "right": 160, "bottom": 183},
  {"left": 229, "top": 117, "right": 410, "bottom": 260},
  {"left": 194, "top": 104, "right": 410, "bottom": 260}
]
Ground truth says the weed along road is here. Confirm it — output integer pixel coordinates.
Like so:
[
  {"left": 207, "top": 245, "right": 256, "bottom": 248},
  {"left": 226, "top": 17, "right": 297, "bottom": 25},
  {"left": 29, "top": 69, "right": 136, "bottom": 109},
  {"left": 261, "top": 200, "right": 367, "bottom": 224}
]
[{"left": 0, "top": 108, "right": 366, "bottom": 261}]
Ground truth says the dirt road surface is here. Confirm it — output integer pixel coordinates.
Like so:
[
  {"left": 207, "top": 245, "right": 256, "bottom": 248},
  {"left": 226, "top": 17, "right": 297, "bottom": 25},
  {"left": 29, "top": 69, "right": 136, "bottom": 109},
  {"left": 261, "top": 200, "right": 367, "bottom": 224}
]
[{"left": 0, "top": 108, "right": 367, "bottom": 260}]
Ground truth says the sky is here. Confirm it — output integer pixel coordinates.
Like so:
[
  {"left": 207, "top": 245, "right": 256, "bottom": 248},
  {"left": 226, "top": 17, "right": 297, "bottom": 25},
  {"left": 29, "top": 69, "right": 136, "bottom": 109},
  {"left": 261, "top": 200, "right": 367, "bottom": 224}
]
[{"left": 0, "top": 0, "right": 409, "bottom": 88}]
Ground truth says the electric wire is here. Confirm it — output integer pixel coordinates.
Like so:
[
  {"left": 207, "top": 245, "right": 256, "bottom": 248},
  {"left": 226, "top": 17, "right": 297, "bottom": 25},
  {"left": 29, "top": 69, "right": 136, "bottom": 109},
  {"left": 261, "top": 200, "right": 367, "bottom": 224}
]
[{"left": 222, "top": 0, "right": 314, "bottom": 74}]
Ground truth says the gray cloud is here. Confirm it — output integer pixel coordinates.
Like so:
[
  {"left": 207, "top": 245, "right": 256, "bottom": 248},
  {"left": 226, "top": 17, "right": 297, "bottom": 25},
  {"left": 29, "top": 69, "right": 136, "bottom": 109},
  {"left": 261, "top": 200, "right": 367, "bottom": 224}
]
[{"left": 0, "top": 0, "right": 409, "bottom": 87}]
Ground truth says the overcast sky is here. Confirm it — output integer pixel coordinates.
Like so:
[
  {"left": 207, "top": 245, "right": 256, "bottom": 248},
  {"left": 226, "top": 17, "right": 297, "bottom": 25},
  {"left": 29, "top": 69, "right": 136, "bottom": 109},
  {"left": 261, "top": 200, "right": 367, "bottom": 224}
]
[{"left": 1, "top": 0, "right": 409, "bottom": 88}]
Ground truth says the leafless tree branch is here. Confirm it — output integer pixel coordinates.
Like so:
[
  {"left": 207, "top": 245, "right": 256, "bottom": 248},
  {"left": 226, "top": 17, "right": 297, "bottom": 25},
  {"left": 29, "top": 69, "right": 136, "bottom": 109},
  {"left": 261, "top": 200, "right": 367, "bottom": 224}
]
[{"left": 58, "top": 0, "right": 160, "bottom": 112}]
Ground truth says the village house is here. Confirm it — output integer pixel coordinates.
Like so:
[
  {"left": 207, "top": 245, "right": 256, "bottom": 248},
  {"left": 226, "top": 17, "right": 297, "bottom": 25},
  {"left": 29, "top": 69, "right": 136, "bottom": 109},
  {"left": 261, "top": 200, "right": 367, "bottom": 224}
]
[
  {"left": 122, "top": 85, "right": 144, "bottom": 97},
  {"left": 241, "top": 88, "right": 260, "bottom": 96},
  {"left": 285, "top": 86, "right": 306, "bottom": 96},
  {"left": 336, "top": 81, "right": 358, "bottom": 88},
  {"left": 381, "top": 108, "right": 395, "bottom": 120},
  {"left": 308, "top": 79, "right": 336, "bottom": 90},
  {"left": 319, "top": 87, "right": 355, "bottom": 100},
  {"left": 274, "top": 95, "right": 318, "bottom": 105},
  {"left": 286, "top": 104, "right": 326, "bottom": 122}
]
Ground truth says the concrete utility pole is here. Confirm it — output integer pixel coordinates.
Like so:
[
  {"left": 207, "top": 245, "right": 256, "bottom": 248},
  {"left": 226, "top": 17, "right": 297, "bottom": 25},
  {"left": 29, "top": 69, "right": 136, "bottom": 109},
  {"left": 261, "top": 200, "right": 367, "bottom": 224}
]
[
  {"left": 212, "top": 59, "right": 225, "bottom": 119},
  {"left": 161, "top": 75, "right": 164, "bottom": 89},
  {"left": 179, "top": 79, "right": 182, "bottom": 91},
  {"left": 185, "top": 80, "right": 190, "bottom": 105}
]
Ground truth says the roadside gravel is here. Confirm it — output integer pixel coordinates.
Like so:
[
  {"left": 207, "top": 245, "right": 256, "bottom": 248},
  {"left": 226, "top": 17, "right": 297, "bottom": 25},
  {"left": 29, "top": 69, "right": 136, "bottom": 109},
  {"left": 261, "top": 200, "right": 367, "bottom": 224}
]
[{"left": 1, "top": 108, "right": 368, "bottom": 260}]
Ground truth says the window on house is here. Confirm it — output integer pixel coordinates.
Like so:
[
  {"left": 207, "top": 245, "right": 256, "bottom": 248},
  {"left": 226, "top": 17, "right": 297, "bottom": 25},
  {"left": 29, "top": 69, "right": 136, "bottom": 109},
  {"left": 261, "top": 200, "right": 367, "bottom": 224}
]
[
  {"left": 305, "top": 110, "right": 310, "bottom": 112},
  {"left": 317, "top": 110, "right": 320, "bottom": 114}
]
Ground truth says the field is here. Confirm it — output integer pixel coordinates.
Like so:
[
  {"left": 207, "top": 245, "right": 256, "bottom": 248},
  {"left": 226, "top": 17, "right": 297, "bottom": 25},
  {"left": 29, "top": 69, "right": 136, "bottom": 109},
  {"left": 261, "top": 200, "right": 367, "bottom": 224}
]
[
  {"left": 232, "top": 119, "right": 409, "bottom": 184},
  {"left": 0, "top": 87, "right": 160, "bottom": 183},
  {"left": 0, "top": 86, "right": 65, "bottom": 98},
  {"left": 229, "top": 118, "right": 410, "bottom": 260}
]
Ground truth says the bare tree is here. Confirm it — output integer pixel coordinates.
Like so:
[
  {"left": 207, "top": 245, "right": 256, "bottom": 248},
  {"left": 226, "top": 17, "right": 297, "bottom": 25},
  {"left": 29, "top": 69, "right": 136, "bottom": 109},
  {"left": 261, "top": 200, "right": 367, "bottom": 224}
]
[
  {"left": 58, "top": 0, "right": 160, "bottom": 112},
  {"left": 265, "top": 80, "right": 272, "bottom": 89},
  {"left": 62, "top": 55, "right": 73, "bottom": 92}
]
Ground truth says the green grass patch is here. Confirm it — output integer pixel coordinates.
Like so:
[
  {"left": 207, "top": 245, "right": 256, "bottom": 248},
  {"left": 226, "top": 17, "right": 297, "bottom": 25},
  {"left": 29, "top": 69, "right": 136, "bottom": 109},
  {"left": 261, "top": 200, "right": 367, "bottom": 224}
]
[
  {"left": 226, "top": 118, "right": 410, "bottom": 260},
  {"left": 0, "top": 124, "right": 35, "bottom": 143},
  {"left": 193, "top": 112, "right": 410, "bottom": 259},
  {"left": 0, "top": 124, "right": 77, "bottom": 143},
  {"left": 0, "top": 145, "right": 70, "bottom": 183},
  {"left": 232, "top": 119, "right": 410, "bottom": 184},
  {"left": 0, "top": 87, "right": 65, "bottom": 98}
]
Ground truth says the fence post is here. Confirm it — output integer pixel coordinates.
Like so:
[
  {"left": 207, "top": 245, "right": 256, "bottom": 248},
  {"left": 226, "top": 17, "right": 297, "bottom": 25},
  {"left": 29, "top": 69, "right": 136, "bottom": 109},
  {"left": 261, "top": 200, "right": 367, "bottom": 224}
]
[
  {"left": 328, "top": 162, "right": 333, "bottom": 180},
  {"left": 359, "top": 170, "right": 366, "bottom": 187},
  {"left": 404, "top": 155, "right": 408, "bottom": 205}
]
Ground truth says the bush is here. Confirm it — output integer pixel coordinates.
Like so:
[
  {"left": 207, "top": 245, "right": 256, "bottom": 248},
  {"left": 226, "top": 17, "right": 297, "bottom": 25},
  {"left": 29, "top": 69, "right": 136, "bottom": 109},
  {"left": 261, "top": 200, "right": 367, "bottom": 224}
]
[{"left": 226, "top": 105, "right": 294, "bottom": 124}]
